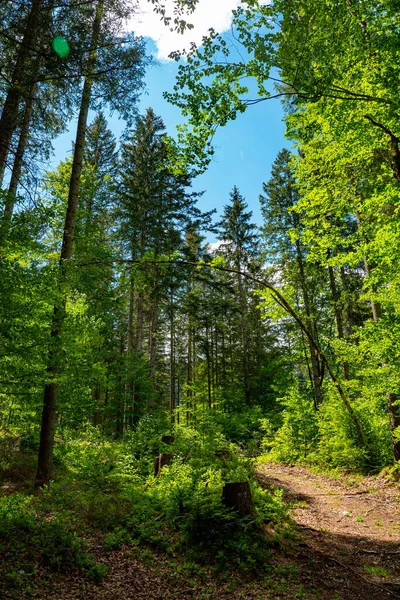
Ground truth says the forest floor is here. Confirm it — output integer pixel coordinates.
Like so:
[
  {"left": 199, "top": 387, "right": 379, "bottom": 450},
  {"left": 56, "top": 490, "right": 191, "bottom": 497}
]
[
  {"left": 5, "top": 463, "right": 400, "bottom": 600},
  {"left": 257, "top": 463, "right": 400, "bottom": 600}
]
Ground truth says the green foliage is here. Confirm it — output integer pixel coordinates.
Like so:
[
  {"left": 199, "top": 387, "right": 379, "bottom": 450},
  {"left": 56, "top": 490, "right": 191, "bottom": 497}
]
[
  {"left": 262, "top": 383, "right": 393, "bottom": 471},
  {"left": 0, "top": 492, "right": 105, "bottom": 595},
  {"left": 11, "top": 416, "right": 291, "bottom": 581},
  {"left": 263, "top": 387, "right": 318, "bottom": 463}
]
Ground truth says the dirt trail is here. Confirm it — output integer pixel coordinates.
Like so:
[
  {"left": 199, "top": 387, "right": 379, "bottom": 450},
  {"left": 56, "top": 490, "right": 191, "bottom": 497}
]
[{"left": 259, "top": 463, "right": 400, "bottom": 599}]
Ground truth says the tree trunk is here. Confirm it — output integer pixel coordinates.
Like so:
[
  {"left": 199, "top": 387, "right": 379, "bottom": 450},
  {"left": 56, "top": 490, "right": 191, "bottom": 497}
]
[
  {"left": 237, "top": 270, "right": 251, "bottom": 406},
  {"left": 170, "top": 292, "right": 175, "bottom": 420},
  {"left": 125, "top": 283, "right": 135, "bottom": 427},
  {"left": 135, "top": 292, "right": 144, "bottom": 353},
  {"left": 328, "top": 265, "right": 350, "bottom": 380},
  {"left": 35, "top": 0, "right": 104, "bottom": 488},
  {"left": 295, "top": 239, "right": 322, "bottom": 407},
  {"left": 149, "top": 298, "right": 158, "bottom": 381},
  {"left": 186, "top": 324, "right": 193, "bottom": 424},
  {"left": 93, "top": 387, "right": 101, "bottom": 426},
  {"left": 0, "top": 0, "right": 45, "bottom": 183},
  {"left": 0, "top": 59, "right": 41, "bottom": 246},
  {"left": 340, "top": 267, "right": 354, "bottom": 334},
  {"left": 205, "top": 321, "right": 212, "bottom": 409}
]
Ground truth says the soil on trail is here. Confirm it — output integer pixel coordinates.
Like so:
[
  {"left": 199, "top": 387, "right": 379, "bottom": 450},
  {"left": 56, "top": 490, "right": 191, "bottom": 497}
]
[{"left": 258, "top": 463, "right": 400, "bottom": 600}]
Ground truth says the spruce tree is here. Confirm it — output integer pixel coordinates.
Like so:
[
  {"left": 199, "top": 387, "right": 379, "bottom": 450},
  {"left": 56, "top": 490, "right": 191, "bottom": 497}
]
[{"left": 217, "top": 186, "right": 259, "bottom": 406}]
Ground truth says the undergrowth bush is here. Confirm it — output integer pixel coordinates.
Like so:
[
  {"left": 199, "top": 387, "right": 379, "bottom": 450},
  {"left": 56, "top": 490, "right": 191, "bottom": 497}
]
[
  {"left": 262, "top": 383, "right": 393, "bottom": 472},
  {"left": 0, "top": 412, "right": 293, "bottom": 595},
  {"left": 0, "top": 492, "right": 104, "bottom": 596},
  {"left": 48, "top": 416, "right": 291, "bottom": 572}
]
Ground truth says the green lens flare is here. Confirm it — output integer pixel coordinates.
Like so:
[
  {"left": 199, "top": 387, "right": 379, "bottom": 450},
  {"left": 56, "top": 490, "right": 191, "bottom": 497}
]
[{"left": 52, "top": 36, "right": 70, "bottom": 58}]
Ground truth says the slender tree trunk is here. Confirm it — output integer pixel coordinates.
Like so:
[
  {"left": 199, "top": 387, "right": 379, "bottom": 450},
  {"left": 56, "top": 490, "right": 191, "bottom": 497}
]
[
  {"left": 0, "top": 59, "right": 41, "bottom": 246},
  {"left": 221, "top": 327, "right": 226, "bottom": 386},
  {"left": 125, "top": 283, "right": 135, "bottom": 427},
  {"left": 186, "top": 324, "right": 193, "bottom": 425},
  {"left": 214, "top": 326, "right": 219, "bottom": 389},
  {"left": 340, "top": 267, "right": 354, "bottom": 335},
  {"left": 328, "top": 265, "right": 350, "bottom": 380},
  {"left": 93, "top": 387, "right": 101, "bottom": 426},
  {"left": 117, "top": 334, "right": 125, "bottom": 437},
  {"left": 35, "top": 0, "right": 104, "bottom": 488},
  {"left": 0, "top": 0, "right": 45, "bottom": 183},
  {"left": 170, "top": 292, "right": 175, "bottom": 420},
  {"left": 237, "top": 270, "right": 251, "bottom": 406},
  {"left": 149, "top": 298, "right": 158, "bottom": 382},
  {"left": 192, "top": 333, "right": 197, "bottom": 424},
  {"left": 205, "top": 321, "right": 212, "bottom": 409},
  {"left": 135, "top": 292, "right": 144, "bottom": 353},
  {"left": 295, "top": 239, "right": 322, "bottom": 407}
]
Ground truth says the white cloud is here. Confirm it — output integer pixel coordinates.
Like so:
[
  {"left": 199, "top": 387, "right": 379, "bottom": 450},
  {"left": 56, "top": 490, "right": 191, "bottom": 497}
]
[{"left": 130, "top": 0, "right": 241, "bottom": 60}]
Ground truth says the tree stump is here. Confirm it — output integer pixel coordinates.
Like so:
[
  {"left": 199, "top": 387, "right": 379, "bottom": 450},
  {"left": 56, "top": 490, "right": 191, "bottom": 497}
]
[
  {"left": 161, "top": 435, "right": 175, "bottom": 445},
  {"left": 154, "top": 453, "right": 174, "bottom": 476},
  {"left": 222, "top": 482, "right": 254, "bottom": 516}
]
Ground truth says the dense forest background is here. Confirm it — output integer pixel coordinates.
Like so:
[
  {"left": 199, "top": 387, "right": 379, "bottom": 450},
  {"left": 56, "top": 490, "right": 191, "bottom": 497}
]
[{"left": 1, "top": 0, "right": 399, "bottom": 597}]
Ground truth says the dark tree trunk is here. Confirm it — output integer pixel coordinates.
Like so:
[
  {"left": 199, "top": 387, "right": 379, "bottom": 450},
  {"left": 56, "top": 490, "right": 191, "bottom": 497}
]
[
  {"left": 125, "top": 283, "right": 135, "bottom": 426},
  {"left": 135, "top": 292, "right": 144, "bottom": 353},
  {"left": 170, "top": 292, "right": 175, "bottom": 420},
  {"left": 295, "top": 239, "right": 322, "bottom": 407},
  {"left": 222, "top": 482, "right": 254, "bottom": 516},
  {"left": 205, "top": 321, "right": 212, "bottom": 409},
  {"left": 35, "top": 0, "right": 104, "bottom": 488},
  {"left": 0, "top": 59, "right": 41, "bottom": 247},
  {"left": 186, "top": 324, "right": 193, "bottom": 424},
  {"left": 328, "top": 265, "right": 350, "bottom": 380},
  {"left": 0, "top": 0, "right": 45, "bottom": 182},
  {"left": 149, "top": 298, "right": 158, "bottom": 382},
  {"left": 93, "top": 388, "right": 101, "bottom": 426},
  {"left": 237, "top": 270, "right": 251, "bottom": 406}
]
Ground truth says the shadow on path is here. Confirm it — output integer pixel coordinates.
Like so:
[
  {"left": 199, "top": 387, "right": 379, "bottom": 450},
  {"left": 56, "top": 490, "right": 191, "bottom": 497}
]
[{"left": 258, "top": 463, "right": 400, "bottom": 600}]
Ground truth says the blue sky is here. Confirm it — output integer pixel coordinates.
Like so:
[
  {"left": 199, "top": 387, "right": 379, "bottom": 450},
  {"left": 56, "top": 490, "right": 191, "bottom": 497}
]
[{"left": 53, "top": 2, "right": 287, "bottom": 237}]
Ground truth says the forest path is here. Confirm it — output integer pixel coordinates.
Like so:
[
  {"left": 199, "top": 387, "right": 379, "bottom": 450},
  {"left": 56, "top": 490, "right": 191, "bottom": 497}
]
[{"left": 258, "top": 463, "right": 400, "bottom": 599}]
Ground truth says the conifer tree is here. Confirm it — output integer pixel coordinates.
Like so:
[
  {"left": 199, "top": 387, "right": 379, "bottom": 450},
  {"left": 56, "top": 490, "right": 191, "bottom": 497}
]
[
  {"left": 260, "top": 149, "right": 325, "bottom": 406},
  {"left": 217, "top": 186, "right": 259, "bottom": 406}
]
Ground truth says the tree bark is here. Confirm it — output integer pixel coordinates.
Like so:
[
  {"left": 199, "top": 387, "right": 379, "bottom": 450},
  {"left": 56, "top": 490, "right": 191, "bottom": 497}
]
[
  {"left": 0, "top": 58, "right": 41, "bottom": 246},
  {"left": 149, "top": 298, "right": 158, "bottom": 381},
  {"left": 205, "top": 321, "right": 212, "bottom": 409},
  {"left": 135, "top": 292, "right": 144, "bottom": 353},
  {"left": 125, "top": 283, "right": 135, "bottom": 427},
  {"left": 169, "top": 291, "right": 175, "bottom": 420},
  {"left": 328, "top": 265, "right": 350, "bottom": 380},
  {"left": 0, "top": 0, "right": 45, "bottom": 183},
  {"left": 186, "top": 324, "right": 193, "bottom": 424},
  {"left": 295, "top": 239, "right": 322, "bottom": 407},
  {"left": 35, "top": 0, "right": 104, "bottom": 488},
  {"left": 237, "top": 269, "right": 251, "bottom": 406}
]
